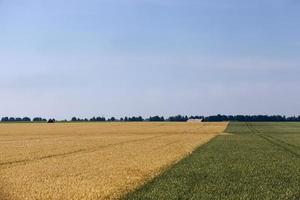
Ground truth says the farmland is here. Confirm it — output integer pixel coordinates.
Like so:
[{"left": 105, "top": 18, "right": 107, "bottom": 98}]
[
  {"left": 125, "top": 122, "right": 300, "bottom": 200},
  {"left": 0, "top": 122, "right": 227, "bottom": 200}
]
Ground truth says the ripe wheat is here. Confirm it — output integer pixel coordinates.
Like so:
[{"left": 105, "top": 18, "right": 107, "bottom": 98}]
[{"left": 0, "top": 122, "right": 227, "bottom": 200}]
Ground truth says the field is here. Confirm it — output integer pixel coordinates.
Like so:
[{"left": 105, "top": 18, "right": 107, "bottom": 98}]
[
  {"left": 125, "top": 122, "right": 300, "bottom": 200},
  {"left": 0, "top": 122, "right": 227, "bottom": 200}
]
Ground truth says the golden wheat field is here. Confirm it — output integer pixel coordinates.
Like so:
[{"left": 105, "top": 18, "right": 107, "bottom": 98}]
[{"left": 0, "top": 122, "right": 227, "bottom": 200}]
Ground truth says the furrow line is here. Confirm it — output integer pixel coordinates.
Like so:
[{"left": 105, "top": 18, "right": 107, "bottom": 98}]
[
  {"left": 246, "top": 123, "right": 300, "bottom": 159},
  {"left": 0, "top": 134, "right": 168, "bottom": 168}
]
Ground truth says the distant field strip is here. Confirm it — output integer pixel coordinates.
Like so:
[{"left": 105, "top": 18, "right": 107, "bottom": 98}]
[
  {"left": 0, "top": 122, "right": 227, "bottom": 200},
  {"left": 125, "top": 122, "right": 300, "bottom": 200}
]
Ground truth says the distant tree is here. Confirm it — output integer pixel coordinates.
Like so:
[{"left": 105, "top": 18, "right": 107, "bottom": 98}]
[
  {"left": 96, "top": 117, "right": 106, "bottom": 121},
  {"left": 137, "top": 116, "right": 144, "bottom": 121},
  {"left": 204, "top": 114, "right": 228, "bottom": 122},
  {"left": 22, "top": 117, "right": 31, "bottom": 122},
  {"left": 9, "top": 117, "right": 15, "bottom": 122},
  {"left": 189, "top": 116, "right": 204, "bottom": 120},
  {"left": 1, "top": 117, "right": 9, "bottom": 122},
  {"left": 130, "top": 116, "right": 143, "bottom": 121},
  {"left": 90, "top": 117, "right": 106, "bottom": 122},
  {"left": 15, "top": 117, "right": 22, "bottom": 121},
  {"left": 33, "top": 117, "right": 46, "bottom": 122},
  {"left": 109, "top": 117, "right": 116, "bottom": 121},
  {"left": 48, "top": 119, "right": 55, "bottom": 123},
  {"left": 149, "top": 116, "right": 165, "bottom": 121},
  {"left": 71, "top": 117, "right": 77, "bottom": 122},
  {"left": 168, "top": 115, "right": 188, "bottom": 122},
  {"left": 123, "top": 116, "right": 144, "bottom": 122}
]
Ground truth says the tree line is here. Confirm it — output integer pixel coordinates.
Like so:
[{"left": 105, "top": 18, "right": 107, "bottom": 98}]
[
  {"left": 1, "top": 117, "right": 45, "bottom": 122},
  {"left": 1, "top": 115, "right": 300, "bottom": 123},
  {"left": 203, "top": 115, "right": 300, "bottom": 122}
]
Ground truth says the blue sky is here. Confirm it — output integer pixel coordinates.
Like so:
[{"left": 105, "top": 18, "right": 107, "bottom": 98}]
[{"left": 0, "top": 0, "right": 300, "bottom": 119}]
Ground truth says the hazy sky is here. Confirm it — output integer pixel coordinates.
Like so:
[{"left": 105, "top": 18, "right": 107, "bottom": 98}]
[{"left": 1, "top": 0, "right": 300, "bottom": 119}]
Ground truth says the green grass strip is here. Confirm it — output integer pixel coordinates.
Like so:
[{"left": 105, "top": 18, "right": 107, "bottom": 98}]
[{"left": 124, "top": 122, "right": 300, "bottom": 200}]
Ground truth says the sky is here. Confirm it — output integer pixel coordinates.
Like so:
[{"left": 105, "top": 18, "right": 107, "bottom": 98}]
[{"left": 0, "top": 0, "right": 300, "bottom": 119}]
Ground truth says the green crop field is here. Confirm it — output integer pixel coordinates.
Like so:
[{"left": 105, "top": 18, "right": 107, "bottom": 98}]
[{"left": 124, "top": 122, "right": 300, "bottom": 200}]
